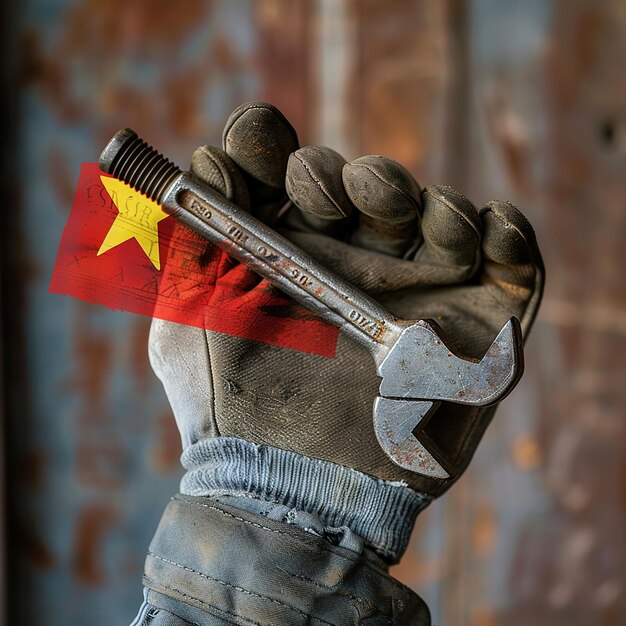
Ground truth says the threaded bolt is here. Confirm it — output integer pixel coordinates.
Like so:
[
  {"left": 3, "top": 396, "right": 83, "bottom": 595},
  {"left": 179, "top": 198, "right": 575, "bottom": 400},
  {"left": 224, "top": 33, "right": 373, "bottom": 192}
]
[{"left": 99, "top": 129, "right": 181, "bottom": 203}]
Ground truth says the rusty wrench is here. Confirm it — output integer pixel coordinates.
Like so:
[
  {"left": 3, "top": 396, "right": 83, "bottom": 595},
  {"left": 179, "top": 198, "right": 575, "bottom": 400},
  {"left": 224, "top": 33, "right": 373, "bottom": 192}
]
[{"left": 99, "top": 129, "right": 524, "bottom": 479}]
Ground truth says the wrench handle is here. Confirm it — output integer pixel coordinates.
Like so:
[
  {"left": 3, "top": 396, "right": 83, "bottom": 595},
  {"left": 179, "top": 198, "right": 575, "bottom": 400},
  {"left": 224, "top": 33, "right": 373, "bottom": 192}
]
[{"left": 99, "top": 129, "right": 404, "bottom": 353}]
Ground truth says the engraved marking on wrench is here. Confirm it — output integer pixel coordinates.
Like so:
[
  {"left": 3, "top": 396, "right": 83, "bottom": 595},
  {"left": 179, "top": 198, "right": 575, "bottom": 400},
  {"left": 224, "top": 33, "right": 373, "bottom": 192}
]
[
  {"left": 182, "top": 191, "right": 389, "bottom": 343},
  {"left": 349, "top": 310, "right": 386, "bottom": 340}
]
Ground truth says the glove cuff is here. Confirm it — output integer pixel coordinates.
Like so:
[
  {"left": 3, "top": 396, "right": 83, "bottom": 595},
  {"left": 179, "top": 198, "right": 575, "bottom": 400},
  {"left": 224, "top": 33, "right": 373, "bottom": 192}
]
[
  {"left": 180, "top": 437, "right": 431, "bottom": 563},
  {"left": 140, "top": 494, "right": 431, "bottom": 624}
]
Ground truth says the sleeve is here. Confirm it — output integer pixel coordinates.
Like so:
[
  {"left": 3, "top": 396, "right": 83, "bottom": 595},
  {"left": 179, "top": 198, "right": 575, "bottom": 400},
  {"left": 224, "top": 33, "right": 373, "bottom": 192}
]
[{"left": 130, "top": 493, "right": 432, "bottom": 625}]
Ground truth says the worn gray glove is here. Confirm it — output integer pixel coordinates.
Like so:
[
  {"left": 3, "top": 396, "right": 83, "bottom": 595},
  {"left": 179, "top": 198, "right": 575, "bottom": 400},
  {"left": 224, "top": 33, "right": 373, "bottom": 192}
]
[{"left": 149, "top": 101, "right": 544, "bottom": 558}]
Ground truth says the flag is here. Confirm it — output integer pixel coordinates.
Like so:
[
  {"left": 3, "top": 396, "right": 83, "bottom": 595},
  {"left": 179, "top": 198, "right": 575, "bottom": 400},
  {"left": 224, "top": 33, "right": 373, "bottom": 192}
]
[{"left": 50, "top": 163, "right": 339, "bottom": 357}]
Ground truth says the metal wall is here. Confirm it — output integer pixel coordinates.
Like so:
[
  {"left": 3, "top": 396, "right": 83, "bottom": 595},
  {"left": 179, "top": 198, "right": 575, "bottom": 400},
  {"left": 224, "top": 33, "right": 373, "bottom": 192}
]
[{"left": 3, "top": 0, "right": 624, "bottom": 624}]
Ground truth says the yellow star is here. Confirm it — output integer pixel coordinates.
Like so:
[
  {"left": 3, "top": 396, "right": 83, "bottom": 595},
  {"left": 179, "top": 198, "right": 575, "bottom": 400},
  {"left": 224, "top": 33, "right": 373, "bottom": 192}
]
[{"left": 97, "top": 176, "right": 169, "bottom": 270}]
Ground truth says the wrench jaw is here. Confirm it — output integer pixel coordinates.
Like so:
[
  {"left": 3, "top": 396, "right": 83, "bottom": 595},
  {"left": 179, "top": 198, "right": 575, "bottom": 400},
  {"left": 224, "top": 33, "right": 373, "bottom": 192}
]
[
  {"left": 470, "top": 316, "right": 525, "bottom": 405},
  {"left": 376, "top": 317, "right": 524, "bottom": 405},
  {"left": 373, "top": 317, "right": 524, "bottom": 477},
  {"left": 373, "top": 398, "right": 454, "bottom": 479}
]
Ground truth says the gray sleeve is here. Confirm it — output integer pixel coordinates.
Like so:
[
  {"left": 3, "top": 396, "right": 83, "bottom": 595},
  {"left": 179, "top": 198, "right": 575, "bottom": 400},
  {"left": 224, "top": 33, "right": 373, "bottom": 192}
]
[{"left": 133, "top": 494, "right": 431, "bottom": 626}]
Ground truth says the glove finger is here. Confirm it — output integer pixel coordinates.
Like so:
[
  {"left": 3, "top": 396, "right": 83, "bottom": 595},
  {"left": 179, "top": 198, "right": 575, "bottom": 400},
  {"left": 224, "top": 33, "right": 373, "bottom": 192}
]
[
  {"left": 190, "top": 145, "right": 251, "bottom": 211},
  {"left": 342, "top": 156, "right": 421, "bottom": 257},
  {"left": 222, "top": 101, "right": 299, "bottom": 215},
  {"left": 480, "top": 200, "right": 545, "bottom": 333},
  {"left": 285, "top": 145, "right": 354, "bottom": 238},
  {"left": 416, "top": 185, "right": 481, "bottom": 276},
  {"left": 189, "top": 145, "right": 267, "bottom": 293},
  {"left": 189, "top": 145, "right": 252, "bottom": 268}
]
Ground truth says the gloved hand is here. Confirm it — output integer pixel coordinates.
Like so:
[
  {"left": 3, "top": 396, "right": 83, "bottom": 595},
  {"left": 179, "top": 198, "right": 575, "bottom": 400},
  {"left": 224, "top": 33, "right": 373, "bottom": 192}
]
[{"left": 148, "top": 102, "right": 544, "bottom": 563}]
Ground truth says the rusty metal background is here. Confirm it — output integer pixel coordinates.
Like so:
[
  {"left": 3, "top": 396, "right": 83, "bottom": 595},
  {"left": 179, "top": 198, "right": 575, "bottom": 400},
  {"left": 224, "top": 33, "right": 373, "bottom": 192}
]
[{"left": 2, "top": 1, "right": 624, "bottom": 624}]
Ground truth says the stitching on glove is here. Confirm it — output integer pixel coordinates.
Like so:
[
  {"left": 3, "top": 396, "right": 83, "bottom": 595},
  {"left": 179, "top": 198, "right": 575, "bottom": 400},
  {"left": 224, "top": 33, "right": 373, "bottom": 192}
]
[
  {"left": 292, "top": 152, "right": 349, "bottom": 217},
  {"left": 148, "top": 553, "right": 336, "bottom": 626},
  {"left": 224, "top": 103, "right": 299, "bottom": 151},
  {"left": 350, "top": 161, "right": 419, "bottom": 211},
  {"left": 275, "top": 567, "right": 373, "bottom": 610},
  {"left": 203, "top": 327, "right": 218, "bottom": 434},
  {"left": 146, "top": 577, "right": 259, "bottom": 626},
  {"left": 174, "top": 497, "right": 328, "bottom": 540},
  {"left": 423, "top": 187, "right": 481, "bottom": 239},
  {"left": 174, "top": 497, "right": 412, "bottom": 594},
  {"left": 211, "top": 489, "right": 283, "bottom": 507}
]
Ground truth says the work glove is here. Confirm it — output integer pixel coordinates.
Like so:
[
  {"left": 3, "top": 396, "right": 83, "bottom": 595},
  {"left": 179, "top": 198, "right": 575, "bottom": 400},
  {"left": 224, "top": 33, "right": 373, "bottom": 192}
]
[{"left": 148, "top": 102, "right": 544, "bottom": 563}]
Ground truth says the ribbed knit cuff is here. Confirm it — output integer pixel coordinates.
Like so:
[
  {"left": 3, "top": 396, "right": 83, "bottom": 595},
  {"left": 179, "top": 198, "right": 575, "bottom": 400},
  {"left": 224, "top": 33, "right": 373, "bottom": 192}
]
[{"left": 180, "top": 437, "right": 431, "bottom": 563}]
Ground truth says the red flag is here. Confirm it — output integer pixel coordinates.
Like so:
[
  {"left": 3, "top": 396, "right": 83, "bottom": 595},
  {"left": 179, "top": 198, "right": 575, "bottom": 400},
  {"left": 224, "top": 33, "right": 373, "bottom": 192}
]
[{"left": 50, "top": 163, "right": 339, "bottom": 357}]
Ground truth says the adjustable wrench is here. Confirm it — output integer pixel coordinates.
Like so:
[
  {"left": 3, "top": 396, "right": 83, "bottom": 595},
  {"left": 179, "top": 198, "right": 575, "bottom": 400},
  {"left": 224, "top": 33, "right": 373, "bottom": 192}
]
[{"left": 99, "top": 129, "right": 524, "bottom": 479}]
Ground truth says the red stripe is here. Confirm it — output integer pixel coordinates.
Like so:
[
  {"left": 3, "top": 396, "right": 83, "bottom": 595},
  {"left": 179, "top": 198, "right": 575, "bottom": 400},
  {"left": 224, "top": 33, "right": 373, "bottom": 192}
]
[{"left": 50, "top": 163, "right": 339, "bottom": 357}]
